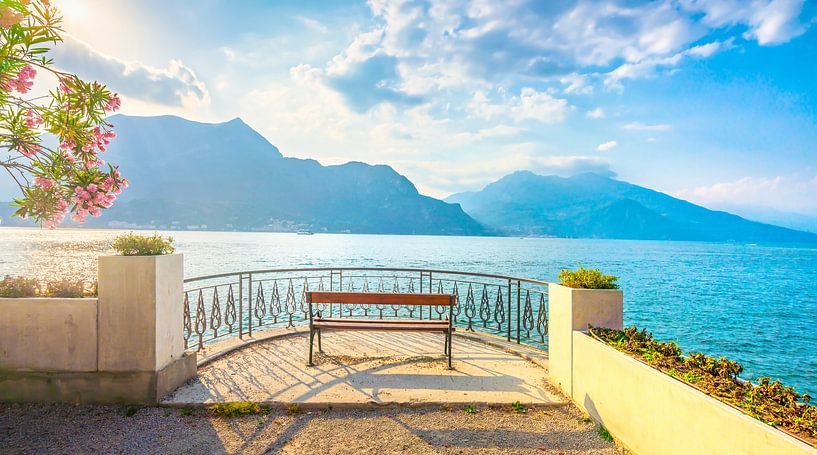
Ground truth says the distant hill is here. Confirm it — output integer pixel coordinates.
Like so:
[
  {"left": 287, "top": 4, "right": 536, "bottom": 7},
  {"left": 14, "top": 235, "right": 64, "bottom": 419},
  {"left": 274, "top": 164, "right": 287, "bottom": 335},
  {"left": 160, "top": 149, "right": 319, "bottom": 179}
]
[
  {"left": 446, "top": 171, "right": 817, "bottom": 243},
  {"left": 1, "top": 114, "right": 483, "bottom": 235}
]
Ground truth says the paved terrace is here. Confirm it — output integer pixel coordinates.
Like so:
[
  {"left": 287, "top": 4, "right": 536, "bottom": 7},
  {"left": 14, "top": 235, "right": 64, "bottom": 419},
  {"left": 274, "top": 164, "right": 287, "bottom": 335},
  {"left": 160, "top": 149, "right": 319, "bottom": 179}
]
[{"left": 165, "top": 329, "right": 565, "bottom": 407}]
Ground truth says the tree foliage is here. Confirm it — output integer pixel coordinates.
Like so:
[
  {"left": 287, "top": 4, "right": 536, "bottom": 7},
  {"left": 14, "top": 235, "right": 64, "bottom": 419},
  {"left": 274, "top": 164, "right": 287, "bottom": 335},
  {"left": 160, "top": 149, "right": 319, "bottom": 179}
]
[{"left": 1, "top": 0, "right": 125, "bottom": 228}]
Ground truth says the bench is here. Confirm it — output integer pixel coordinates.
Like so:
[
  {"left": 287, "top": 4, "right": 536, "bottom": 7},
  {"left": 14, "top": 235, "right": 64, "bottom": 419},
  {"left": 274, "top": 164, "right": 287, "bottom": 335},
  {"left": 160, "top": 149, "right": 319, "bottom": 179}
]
[{"left": 305, "top": 291, "right": 456, "bottom": 369}]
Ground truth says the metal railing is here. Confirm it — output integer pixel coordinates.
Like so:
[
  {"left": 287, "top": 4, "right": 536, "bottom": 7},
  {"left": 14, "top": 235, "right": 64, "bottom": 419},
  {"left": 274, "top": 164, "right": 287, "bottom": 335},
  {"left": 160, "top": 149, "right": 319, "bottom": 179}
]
[{"left": 183, "top": 267, "right": 550, "bottom": 352}]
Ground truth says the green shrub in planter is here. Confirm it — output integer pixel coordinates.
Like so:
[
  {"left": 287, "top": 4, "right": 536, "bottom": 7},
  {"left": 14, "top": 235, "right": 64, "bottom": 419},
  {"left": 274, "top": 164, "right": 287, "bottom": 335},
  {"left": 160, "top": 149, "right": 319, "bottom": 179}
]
[
  {"left": 559, "top": 265, "right": 619, "bottom": 289},
  {"left": 0, "top": 276, "right": 95, "bottom": 297},
  {"left": 0, "top": 276, "right": 39, "bottom": 297},
  {"left": 112, "top": 232, "right": 175, "bottom": 256}
]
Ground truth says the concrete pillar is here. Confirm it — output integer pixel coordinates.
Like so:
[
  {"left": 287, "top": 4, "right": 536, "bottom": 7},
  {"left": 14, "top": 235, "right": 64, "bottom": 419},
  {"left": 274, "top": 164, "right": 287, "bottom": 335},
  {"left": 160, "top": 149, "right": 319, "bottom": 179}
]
[
  {"left": 97, "top": 254, "right": 196, "bottom": 403},
  {"left": 548, "top": 283, "right": 623, "bottom": 396}
]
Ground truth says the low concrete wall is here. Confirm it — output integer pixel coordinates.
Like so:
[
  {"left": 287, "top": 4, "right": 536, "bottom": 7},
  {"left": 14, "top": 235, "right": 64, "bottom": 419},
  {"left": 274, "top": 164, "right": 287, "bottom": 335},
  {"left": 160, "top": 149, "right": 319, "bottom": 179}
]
[
  {"left": 0, "top": 254, "right": 197, "bottom": 404},
  {"left": 0, "top": 298, "right": 98, "bottom": 372},
  {"left": 571, "top": 332, "right": 817, "bottom": 455}
]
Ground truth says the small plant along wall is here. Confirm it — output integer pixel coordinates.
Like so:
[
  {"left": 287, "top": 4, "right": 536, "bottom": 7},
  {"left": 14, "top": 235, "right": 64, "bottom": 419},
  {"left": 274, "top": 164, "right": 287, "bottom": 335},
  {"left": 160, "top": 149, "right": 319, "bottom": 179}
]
[
  {"left": 589, "top": 325, "right": 817, "bottom": 447},
  {"left": 112, "top": 232, "right": 175, "bottom": 256},
  {"left": 0, "top": 276, "right": 95, "bottom": 298},
  {"left": 558, "top": 266, "right": 619, "bottom": 289}
]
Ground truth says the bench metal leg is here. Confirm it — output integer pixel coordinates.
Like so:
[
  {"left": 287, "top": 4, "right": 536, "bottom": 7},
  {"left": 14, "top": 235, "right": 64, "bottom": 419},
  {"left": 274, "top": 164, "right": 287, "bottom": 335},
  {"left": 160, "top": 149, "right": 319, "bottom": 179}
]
[
  {"left": 317, "top": 329, "right": 322, "bottom": 353},
  {"left": 447, "top": 330, "right": 453, "bottom": 370},
  {"left": 307, "top": 329, "right": 315, "bottom": 367}
]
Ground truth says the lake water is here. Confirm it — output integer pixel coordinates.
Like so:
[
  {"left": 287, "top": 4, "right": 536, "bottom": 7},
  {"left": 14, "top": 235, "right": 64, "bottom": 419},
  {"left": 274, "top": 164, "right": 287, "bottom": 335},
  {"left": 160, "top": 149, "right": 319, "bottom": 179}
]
[{"left": 2, "top": 227, "right": 816, "bottom": 396}]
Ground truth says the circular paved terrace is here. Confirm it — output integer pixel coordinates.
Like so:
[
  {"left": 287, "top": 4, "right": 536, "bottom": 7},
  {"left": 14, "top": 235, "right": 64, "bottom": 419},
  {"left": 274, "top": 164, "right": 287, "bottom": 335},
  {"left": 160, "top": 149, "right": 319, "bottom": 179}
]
[{"left": 165, "top": 329, "right": 565, "bottom": 407}]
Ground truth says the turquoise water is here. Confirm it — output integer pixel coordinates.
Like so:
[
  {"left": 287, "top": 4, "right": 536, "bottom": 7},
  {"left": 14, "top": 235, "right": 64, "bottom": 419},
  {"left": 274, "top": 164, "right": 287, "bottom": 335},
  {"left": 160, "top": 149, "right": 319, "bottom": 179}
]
[{"left": 2, "top": 227, "right": 816, "bottom": 396}]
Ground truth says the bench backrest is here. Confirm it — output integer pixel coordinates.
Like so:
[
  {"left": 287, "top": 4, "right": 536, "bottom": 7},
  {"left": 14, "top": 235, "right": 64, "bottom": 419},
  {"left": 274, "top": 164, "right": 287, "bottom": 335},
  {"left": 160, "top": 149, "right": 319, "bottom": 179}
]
[{"left": 306, "top": 291, "right": 455, "bottom": 307}]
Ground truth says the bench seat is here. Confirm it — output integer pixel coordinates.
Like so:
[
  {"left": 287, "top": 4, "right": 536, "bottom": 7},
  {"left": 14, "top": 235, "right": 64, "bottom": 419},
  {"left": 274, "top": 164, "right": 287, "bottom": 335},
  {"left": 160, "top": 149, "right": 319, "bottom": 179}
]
[
  {"left": 313, "top": 319, "right": 452, "bottom": 332},
  {"left": 306, "top": 291, "right": 456, "bottom": 369}
]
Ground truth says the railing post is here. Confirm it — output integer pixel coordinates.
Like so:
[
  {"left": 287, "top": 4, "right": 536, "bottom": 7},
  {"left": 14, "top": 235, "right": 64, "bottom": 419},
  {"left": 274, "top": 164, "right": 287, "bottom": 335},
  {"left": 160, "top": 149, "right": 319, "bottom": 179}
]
[
  {"left": 516, "top": 280, "right": 521, "bottom": 344},
  {"left": 507, "top": 279, "right": 512, "bottom": 342},
  {"left": 238, "top": 273, "right": 244, "bottom": 339},
  {"left": 248, "top": 273, "right": 253, "bottom": 337}
]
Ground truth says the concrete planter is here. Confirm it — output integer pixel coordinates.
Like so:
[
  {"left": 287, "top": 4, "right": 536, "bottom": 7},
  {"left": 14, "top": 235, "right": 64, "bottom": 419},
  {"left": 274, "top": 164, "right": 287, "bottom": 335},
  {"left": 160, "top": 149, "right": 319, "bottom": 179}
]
[
  {"left": 547, "top": 283, "right": 623, "bottom": 395},
  {"left": 572, "top": 333, "right": 817, "bottom": 454},
  {"left": 0, "top": 254, "right": 196, "bottom": 404}
]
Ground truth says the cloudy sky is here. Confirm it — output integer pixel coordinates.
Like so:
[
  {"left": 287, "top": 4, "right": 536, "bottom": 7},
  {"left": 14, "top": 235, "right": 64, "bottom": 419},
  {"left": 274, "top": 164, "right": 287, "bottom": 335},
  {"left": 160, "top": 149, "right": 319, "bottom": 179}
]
[{"left": 50, "top": 0, "right": 817, "bottom": 216}]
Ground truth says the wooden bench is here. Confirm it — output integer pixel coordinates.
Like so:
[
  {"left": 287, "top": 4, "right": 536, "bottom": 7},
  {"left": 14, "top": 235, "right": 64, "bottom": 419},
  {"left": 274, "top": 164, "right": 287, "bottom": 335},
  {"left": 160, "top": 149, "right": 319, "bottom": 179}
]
[{"left": 306, "top": 291, "right": 456, "bottom": 369}]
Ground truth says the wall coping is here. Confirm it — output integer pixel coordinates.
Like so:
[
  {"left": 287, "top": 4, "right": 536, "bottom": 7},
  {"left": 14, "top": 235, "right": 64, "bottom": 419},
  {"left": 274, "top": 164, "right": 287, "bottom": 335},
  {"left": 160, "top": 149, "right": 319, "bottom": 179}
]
[{"left": 0, "top": 297, "right": 97, "bottom": 302}]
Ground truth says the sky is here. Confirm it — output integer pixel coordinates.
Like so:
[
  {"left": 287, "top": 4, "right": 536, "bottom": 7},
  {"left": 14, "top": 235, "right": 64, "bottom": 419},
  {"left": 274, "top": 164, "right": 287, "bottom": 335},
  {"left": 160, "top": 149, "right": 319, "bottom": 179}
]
[{"left": 45, "top": 0, "right": 817, "bottom": 216}]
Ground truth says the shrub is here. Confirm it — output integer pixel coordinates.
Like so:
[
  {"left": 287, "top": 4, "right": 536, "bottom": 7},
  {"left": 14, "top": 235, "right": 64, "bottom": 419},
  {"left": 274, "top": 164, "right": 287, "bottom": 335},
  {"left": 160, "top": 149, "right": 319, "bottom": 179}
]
[
  {"left": 44, "top": 279, "right": 89, "bottom": 298},
  {"left": 590, "top": 325, "right": 817, "bottom": 446},
  {"left": 598, "top": 425, "right": 614, "bottom": 443},
  {"left": 510, "top": 401, "right": 527, "bottom": 413},
  {"left": 462, "top": 404, "right": 477, "bottom": 414},
  {"left": 112, "top": 232, "right": 175, "bottom": 256},
  {"left": 0, "top": 276, "right": 39, "bottom": 297},
  {"left": 559, "top": 265, "right": 619, "bottom": 289},
  {"left": 207, "top": 402, "right": 271, "bottom": 417},
  {"left": 0, "top": 276, "right": 96, "bottom": 298}
]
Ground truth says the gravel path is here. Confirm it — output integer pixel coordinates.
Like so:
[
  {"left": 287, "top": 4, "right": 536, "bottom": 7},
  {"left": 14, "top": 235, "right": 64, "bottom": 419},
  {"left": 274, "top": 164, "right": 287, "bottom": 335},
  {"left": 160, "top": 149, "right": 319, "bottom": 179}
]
[{"left": 0, "top": 403, "right": 626, "bottom": 454}]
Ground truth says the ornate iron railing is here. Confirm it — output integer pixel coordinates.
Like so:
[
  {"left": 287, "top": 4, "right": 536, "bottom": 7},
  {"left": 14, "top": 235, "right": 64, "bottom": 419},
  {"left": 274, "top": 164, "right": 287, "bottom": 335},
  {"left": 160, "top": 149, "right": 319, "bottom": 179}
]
[{"left": 183, "top": 267, "right": 550, "bottom": 352}]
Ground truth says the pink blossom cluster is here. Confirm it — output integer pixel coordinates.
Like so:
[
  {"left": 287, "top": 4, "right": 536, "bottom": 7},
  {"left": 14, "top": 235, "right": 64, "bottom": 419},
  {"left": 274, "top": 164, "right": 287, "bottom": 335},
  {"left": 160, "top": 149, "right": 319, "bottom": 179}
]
[
  {"left": 23, "top": 109, "right": 43, "bottom": 128},
  {"left": 32, "top": 176, "right": 55, "bottom": 189},
  {"left": 59, "top": 126, "right": 116, "bottom": 169},
  {"left": 58, "top": 76, "right": 70, "bottom": 94},
  {"left": 42, "top": 197, "right": 69, "bottom": 230},
  {"left": 1, "top": 65, "right": 36, "bottom": 94},
  {"left": 104, "top": 95, "right": 121, "bottom": 112},
  {"left": 19, "top": 142, "right": 40, "bottom": 158},
  {"left": 69, "top": 171, "right": 128, "bottom": 224}
]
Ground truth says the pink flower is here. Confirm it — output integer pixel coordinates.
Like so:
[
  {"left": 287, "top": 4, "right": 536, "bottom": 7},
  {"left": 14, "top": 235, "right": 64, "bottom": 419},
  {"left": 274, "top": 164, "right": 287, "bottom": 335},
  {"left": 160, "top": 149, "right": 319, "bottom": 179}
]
[
  {"left": 1, "top": 65, "right": 37, "bottom": 94},
  {"left": 33, "top": 176, "right": 55, "bottom": 189},
  {"left": 23, "top": 110, "right": 44, "bottom": 128},
  {"left": 104, "top": 95, "right": 121, "bottom": 112},
  {"left": 58, "top": 76, "right": 71, "bottom": 94},
  {"left": 87, "top": 183, "right": 98, "bottom": 193},
  {"left": 19, "top": 143, "right": 41, "bottom": 158}
]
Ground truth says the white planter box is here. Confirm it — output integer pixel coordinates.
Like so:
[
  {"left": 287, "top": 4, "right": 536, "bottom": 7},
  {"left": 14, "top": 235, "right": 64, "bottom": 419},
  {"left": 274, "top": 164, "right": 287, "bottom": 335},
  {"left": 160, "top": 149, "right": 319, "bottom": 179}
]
[
  {"left": 547, "top": 283, "right": 623, "bottom": 395},
  {"left": 572, "top": 332, "right": 817, "bottom": 455}
]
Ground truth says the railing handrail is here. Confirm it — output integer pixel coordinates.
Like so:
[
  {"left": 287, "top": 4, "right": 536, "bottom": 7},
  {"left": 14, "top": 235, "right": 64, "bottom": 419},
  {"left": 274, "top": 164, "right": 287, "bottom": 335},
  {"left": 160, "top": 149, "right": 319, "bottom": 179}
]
[{"left": 185, "top": 266, "right": 553, "bottom": 287}]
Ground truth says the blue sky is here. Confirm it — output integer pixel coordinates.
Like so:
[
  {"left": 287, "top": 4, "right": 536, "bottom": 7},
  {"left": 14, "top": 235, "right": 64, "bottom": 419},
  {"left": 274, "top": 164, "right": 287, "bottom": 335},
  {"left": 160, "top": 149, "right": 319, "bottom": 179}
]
[{"left": 47, "top": 0, "right": 817, "bottom": 216}]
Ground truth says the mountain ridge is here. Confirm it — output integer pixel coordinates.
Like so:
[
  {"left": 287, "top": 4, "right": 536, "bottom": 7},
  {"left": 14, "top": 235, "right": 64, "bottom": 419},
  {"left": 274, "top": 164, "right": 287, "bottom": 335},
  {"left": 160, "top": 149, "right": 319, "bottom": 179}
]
[
  {"left": 446, "top": 171, "right": 817, "bottom": 243},
  {"left": 0, "top": 114, "right": 484, "bottom": 235}
]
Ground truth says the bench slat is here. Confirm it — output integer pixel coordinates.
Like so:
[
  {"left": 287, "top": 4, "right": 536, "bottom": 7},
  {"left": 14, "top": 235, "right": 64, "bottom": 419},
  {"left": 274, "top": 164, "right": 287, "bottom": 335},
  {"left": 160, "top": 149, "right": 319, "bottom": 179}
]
[
  {"left": 316, "top": 318, "right": 449, "bottom": 324},
  {"left": 313, "top": 321, "right": 451, "bottom": 332},
  {"left": 307, "top": 291, "right": 454, "bottom": 306}
]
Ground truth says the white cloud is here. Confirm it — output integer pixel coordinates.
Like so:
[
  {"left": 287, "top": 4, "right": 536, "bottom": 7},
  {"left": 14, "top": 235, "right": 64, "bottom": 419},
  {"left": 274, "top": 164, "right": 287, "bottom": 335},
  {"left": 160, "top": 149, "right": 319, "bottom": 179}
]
[
  {"left": 468, "top": 88, "right": 573, "bottom": 124},
  {"left": 586, "top": 107, "right": 606, "bottom": 119},
  {"left": 52, "top": 35, "right": 209, "bottom": 109},
  {"left": 560, "top": 73, "right": 594, "bottom": 94},
  {"left": 294, "top": 16, "right": 329, "bottom": 34},
  {"left": 597, "top": 140, "right": 618, "bottom": 152},
  {"left": 675, "top": 174, "right": 817, "bottom": 215},
  {"left": 624, "top": 122, "right": 673, "bottom": 132},
  {"left": 604, "top": 39, "right": 730, "bottom": 89},
  {"left": 680, "top": 0, "right": 807, "bottom": 45}
]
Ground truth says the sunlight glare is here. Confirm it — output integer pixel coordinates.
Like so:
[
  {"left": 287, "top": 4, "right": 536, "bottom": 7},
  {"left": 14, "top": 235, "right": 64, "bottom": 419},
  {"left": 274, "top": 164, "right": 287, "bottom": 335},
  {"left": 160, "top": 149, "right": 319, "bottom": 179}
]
[{"left": 55, "top": 0, "right": 91, "bottom": 23}]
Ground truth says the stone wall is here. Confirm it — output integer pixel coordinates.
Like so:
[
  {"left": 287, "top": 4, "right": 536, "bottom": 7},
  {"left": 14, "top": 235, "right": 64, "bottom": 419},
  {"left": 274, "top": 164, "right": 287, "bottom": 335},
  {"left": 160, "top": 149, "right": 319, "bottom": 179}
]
[{"left": 0, "top": 254, "right": 196, "bottom": 404}]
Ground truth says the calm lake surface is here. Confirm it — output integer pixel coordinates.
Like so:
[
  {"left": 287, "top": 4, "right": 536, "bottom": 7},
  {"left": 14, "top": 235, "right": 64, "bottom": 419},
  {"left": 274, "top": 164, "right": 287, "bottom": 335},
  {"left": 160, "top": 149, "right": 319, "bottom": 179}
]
[{"left": 2, "top": 227, "right": 816, "bottom": 396}]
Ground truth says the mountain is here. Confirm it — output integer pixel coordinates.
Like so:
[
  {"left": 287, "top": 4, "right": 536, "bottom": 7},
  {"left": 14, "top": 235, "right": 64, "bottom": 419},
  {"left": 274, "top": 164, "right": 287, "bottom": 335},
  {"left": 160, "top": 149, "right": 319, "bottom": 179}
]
[
  {"left": 446, "top": 171, "right": 817, "bottom": 243},
  {"left": 709, "top": 205, "right": 817, "bottom": 234},
  {"left": 0, "top": 114, "right": 483, "bottom": 234}
]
